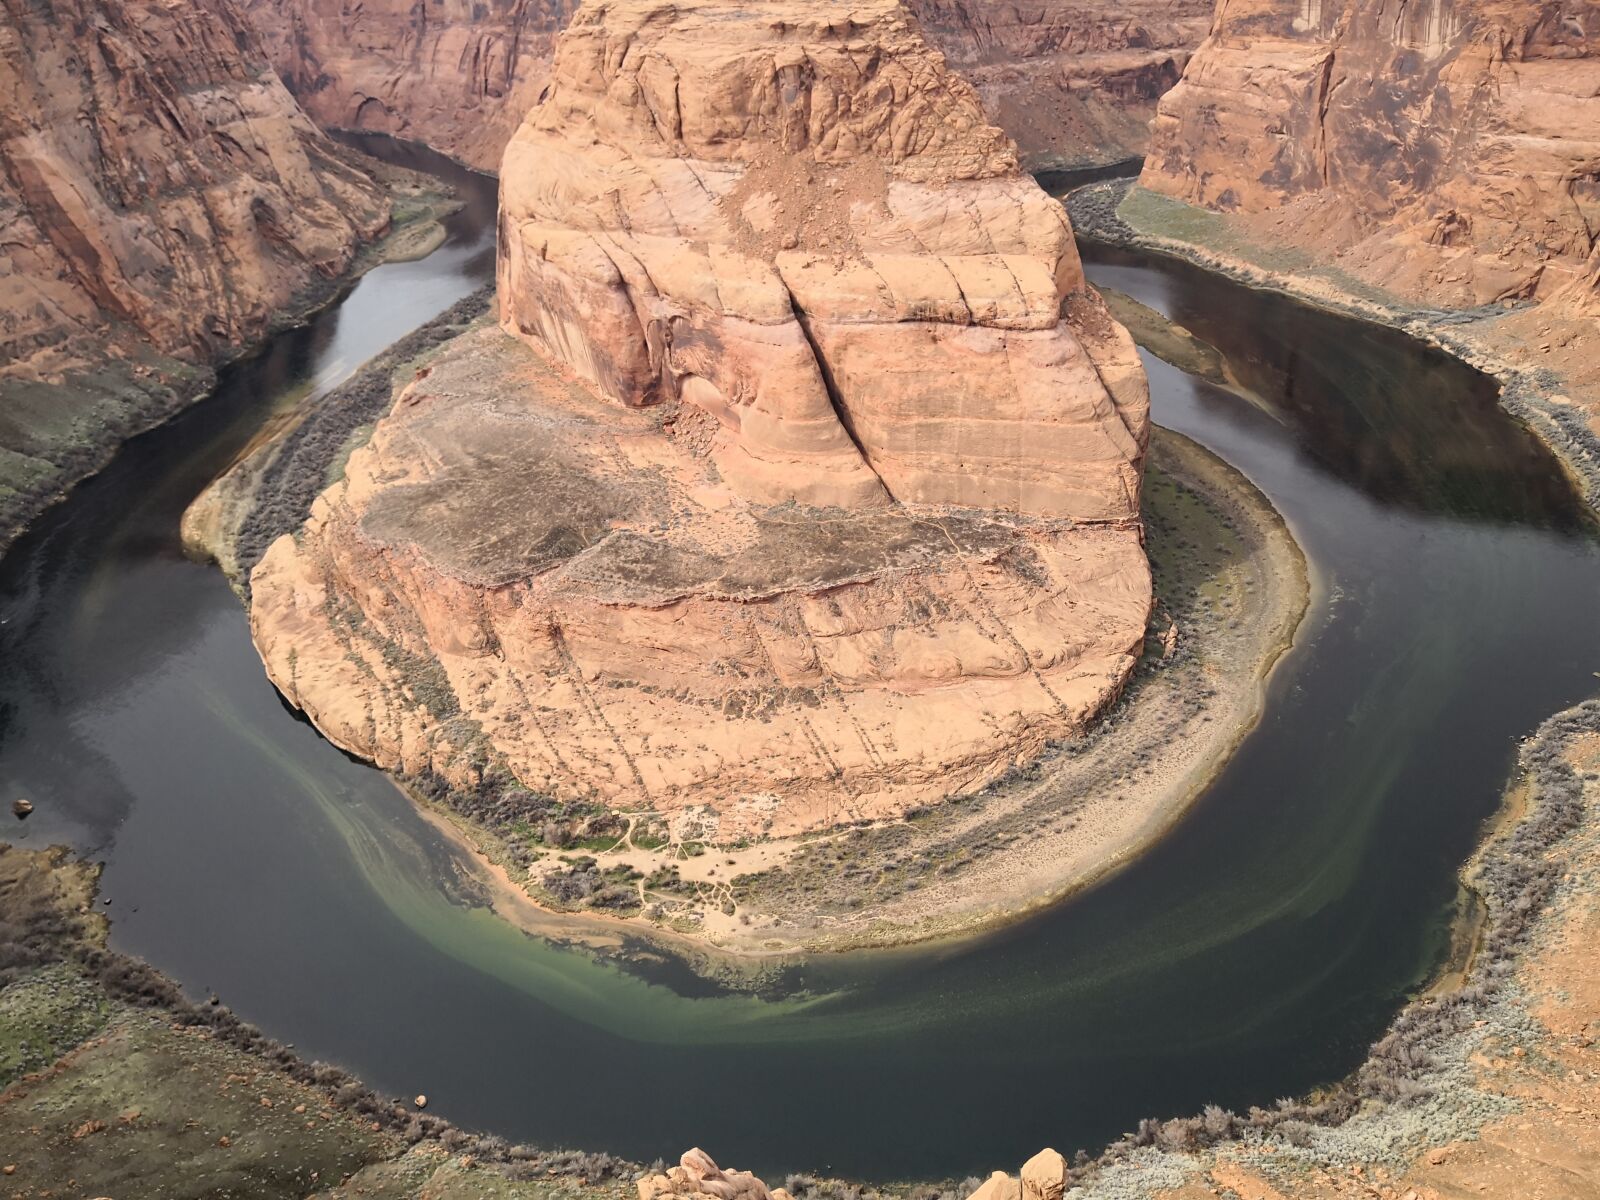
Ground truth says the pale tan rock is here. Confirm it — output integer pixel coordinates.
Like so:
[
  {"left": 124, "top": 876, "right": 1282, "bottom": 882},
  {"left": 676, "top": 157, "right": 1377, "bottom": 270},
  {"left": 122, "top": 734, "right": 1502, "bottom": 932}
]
[
  {"left": 250, "top": 325, "right": 1152, "bottom": 832},
  {"left": 245, "top": 0, "right": 1210, "bottom": 172},
  {"left": 635, "top": 1151, "right": 776, "bottom": 1200},
  {"left": 250, "top": 0, "right": 1152, "bottom": 834},
  {"left": 1142, "top": 0, "right": 1600, "bottom": 309},
  {"left": 967, "top": 1171, "right": 1022, "bottom": 1200},
  {"left": 1020, "top": 1148, "right": 1067, "bottom": 1200},
  {"left": 496, "top": 0, "right": 1149, "bottom": 521},
  {"left": 680, "top": 1150, "right": 720, "bottom": 1182}
]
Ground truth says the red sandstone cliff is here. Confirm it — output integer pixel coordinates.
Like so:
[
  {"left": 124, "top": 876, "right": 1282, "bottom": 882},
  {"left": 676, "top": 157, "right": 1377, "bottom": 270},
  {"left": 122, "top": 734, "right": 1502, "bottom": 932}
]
[
  {"left": 243, "top": 0, "right": 1210, "bottom": 172},
  {"left": 240, "top": 0, "right": 579, "bottom": 171},
  {"left": 249, "top": 0, "right": 1152, "bottom": 838},
  {"left": 1, "top": 0, "right": 390, "bottom": 368},
  {"left": 0, "top": 0, "right": 391, "bottom": 541},
  {"left": 907, "top": 0, "right": 1211, "bottom": 170},
  {"left": 1141, "top": 0, "right": 1600, "bottom": 308}
]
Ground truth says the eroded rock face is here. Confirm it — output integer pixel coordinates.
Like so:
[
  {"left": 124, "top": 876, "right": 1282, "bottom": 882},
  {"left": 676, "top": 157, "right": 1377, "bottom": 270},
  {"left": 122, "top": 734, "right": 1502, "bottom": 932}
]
[
  {"left": 907, "top": 0, "right": 1211, "bottom": 170},
  {"left": 0, "top": 0, "right": 390, "bottom": 371},
  {"left": 250, "top": 0, "right": 1151, "bottom": 836},
  {"left": 0, "top": 0, "right": 390, "bottom": 544},
  {"left": 497, "top": 0, "right": 1148, "bottom": 519},
  {"left": 241, "top": 0, "right": 580, "bottom": 171},
  {"left": 245, "top": 0, "right": 1209, "bottom": 171},
  {"left": 1141, "top": 0, "right": 1600, "bottom": 307}
]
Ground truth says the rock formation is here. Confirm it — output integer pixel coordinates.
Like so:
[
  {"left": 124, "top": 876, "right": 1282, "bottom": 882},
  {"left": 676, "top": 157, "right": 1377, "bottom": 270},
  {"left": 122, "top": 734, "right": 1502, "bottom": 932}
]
[
  {"left": 0, "top": 0, "right": 391, "bottom": 541},
  {"left": 1141, "top": 0, "right": 1600, "bottom": 308},
  {"left": 639, "top": 1149, "right": 792, "bottom": 1200},
  {"left": 243, "top": 0, "right": 1209, "bottom": 172},
  {"left": 907, "top": 0, "right": 1211, "bottom": 171},
  {"left": 1, "top": 0, "right": 390, "bottom": 366},
  {"left": 240, "top": 0, "right": 580, "bottom": 172},
  {"left": 640, "top": 1147, "right": 1069, "bottom": 1200},
  {"left": 249, "top": 0, "right": 1152, "bottom": 838}
]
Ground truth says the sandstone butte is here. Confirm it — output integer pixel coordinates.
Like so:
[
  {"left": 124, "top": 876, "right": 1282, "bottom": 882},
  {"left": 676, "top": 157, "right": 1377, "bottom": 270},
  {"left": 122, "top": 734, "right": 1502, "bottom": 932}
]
[
  {"left": 0, "top": 0, "right": 390, "bottom": 539},
  {"left": 244, "top": 0, "right": 1211, "bottom": 173},
  {"left": 248, "top": 0, "right": 1154, "bottom": 839},
  {"left": 1140, "top": 0, "right": 1600, "bottom": 313}
]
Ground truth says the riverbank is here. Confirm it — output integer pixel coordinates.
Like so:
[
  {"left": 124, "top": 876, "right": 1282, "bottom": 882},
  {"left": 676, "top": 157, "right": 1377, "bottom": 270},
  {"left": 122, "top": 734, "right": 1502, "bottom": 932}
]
[
  {"left": 1057, "top": 697, "right": 1600, "bottom": 1199},
  {"left": 0, "top": 843, "right": 642, "bottom": 1199},
  {"left": 8, "top": 682, "right": 1599, "bottom": 1197},
  {"left": 0, "top": 147, "right": 461, "bottom": 562},
  {"left": 1067, "top": 180, "right": 1600, "bottom": 515},
  {"left": 181, "top": 286, "right": 494, "bottom": 588},
  {"left": 698, "top": 424, "right": 1309, "bottom": 954},
  {"left": 214, "top": 397, "right": 1305, "bottom": 963}
]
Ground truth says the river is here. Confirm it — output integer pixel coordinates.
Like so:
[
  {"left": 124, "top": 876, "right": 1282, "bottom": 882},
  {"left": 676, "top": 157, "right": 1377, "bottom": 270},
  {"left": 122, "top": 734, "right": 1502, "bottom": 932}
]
[{"left": 1, "top": 139, "right": 1596, "bottom": 1181}]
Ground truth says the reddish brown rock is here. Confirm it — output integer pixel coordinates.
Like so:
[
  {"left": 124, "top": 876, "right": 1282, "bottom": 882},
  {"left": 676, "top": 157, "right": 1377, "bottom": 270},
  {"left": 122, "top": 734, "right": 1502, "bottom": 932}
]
[
  {"left": 249, "top": 0, "right": 1152, "bottom": 837},
  {"left": 906, "top": 0, "right": 1211, "bottom": 170},
  {"left": 1141, "top": 0, "right": 1600, "bottom": 308},
  {"left": 1, "top": 0, "right": 390, "bottom": 370},
  {"left": 240, "top": 0, "right": 579, "bottom": 171},
  {"left": 0, "top": 0, "right": 391, "bottom": 543},
  {"left": 244, "top": 0, "right": 1209, "bottom": 172}
]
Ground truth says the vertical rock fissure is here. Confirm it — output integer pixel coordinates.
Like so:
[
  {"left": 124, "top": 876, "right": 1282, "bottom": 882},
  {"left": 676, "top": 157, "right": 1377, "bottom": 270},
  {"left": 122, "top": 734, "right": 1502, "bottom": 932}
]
[{"left": 782, "top": 283, "right": 896, "bottom": 501}]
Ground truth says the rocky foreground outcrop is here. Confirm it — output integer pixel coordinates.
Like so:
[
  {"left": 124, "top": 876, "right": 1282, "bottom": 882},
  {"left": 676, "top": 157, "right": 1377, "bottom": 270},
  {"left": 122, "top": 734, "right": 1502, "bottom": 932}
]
[
  {"left": 642, "top": 1148, "right": 1069, "bottom": 1200},
  {"left": 244, "top": 0, "right": 1209, "bottom": 172},
  {"left": 249, "top": 0, "right": 1151, "bottom": 837},
  {"left": 1141, "top": 0, "right": 1600, "bottom": 309},
  {"left": 0, "top": 0, "right": 391, "bottom": 543}
]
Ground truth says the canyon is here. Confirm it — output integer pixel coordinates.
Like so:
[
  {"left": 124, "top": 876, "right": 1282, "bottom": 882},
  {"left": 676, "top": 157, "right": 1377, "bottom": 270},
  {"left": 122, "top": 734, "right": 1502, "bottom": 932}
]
[
  {"left": 246, "top": 0, "right": 1155, "bottom": 841},
  {"left": 1130, "top": 0, "right": 1600, "bottom": 503},
  {"left": 5, "top": 0, "right": 1600, "bottom": 1195},
  {"left": 243, "top": 0, "right": 1211, "bottom": 173},
  {"left": 1141, "top": 0, "right": 1600, "bottom": 311},
  {"left": 0, "top": 0, "right": 399, "bottom": 546}
]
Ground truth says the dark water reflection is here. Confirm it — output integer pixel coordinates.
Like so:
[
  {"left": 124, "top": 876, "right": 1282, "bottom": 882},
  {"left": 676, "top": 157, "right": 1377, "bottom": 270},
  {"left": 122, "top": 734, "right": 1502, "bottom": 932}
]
[{"left": 1, "top": 142, "right": 1597, "bottom": 1182}]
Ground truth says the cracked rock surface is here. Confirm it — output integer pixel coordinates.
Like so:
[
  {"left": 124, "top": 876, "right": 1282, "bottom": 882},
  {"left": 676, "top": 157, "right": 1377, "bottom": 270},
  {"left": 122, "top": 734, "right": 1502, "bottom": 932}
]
[{"left": 249, "top": 0, "right": 1153, "bottom": 834}]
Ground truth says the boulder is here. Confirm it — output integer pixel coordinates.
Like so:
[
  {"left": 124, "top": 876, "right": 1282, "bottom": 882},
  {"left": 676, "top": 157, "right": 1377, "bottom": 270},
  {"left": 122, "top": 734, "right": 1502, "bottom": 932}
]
[{"left": 1020, "top": 1148, "right": 1067, "bottom": 1200}]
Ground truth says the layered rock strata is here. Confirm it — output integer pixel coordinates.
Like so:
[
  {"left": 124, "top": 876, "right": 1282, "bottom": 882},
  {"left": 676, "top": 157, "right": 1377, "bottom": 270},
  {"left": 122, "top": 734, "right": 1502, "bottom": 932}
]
[
  {"left": 244, "top": 0, "right": 1209, "bottom": 172},
  {"left": 0, "top": 0, "right": 391, "bottom": 541},
  {"left": 250, "top": 0, "right": 1152, "bottom": 836},
  {"left": 907, "top": 0, "right": 1211, "bottom": 170},
  {"left": 241, "top": 0, "right": 580, "bottom": 172},
  {"left": 1141, "top": 0, "right": 1600, "bottom": 308},
  {"left": 1, "top": 0, "right": 391, "bottom": 366}
]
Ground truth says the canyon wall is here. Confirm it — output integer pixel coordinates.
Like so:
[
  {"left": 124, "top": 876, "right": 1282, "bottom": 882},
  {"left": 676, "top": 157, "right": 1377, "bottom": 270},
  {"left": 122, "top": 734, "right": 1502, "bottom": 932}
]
[
  {"left": 0, "top": 0, "right": 391, "bottom": 541},
  {"left": 908, "top": 0, "right": 1212, "bottom": 171},
  {"left": 1140, "top": 0, "right": 1600, "bottom": 308},
  {"left": 240, "top": 0, "right": 580, "bottom": 172},
  {"left": 249, "top": 0, "right": 1153, "bottom": 839},
  {"left": 1, "top": 0, "right": 391, "bottom": 366},
  {"left": 243, "top": 0, "right": 1210, "bottom": 172}
]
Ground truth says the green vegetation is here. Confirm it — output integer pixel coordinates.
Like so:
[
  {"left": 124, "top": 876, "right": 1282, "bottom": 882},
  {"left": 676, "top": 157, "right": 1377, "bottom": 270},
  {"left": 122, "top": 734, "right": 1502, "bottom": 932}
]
[{"left": 0, "top": 963, "right": 109, "bottom": 1087}]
